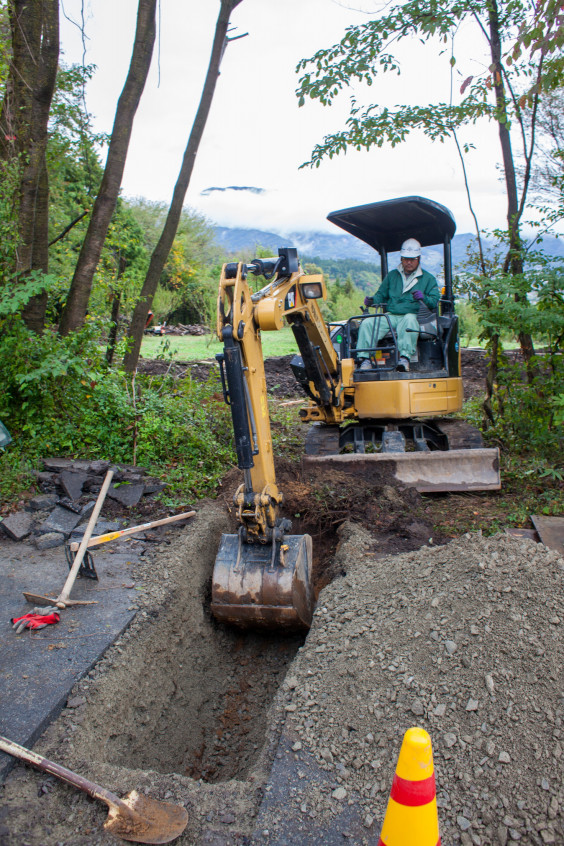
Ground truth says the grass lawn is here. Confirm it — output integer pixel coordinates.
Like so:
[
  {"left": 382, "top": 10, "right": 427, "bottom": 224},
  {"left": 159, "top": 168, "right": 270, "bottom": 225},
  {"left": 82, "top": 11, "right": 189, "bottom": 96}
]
[
  {"left": 141, "top": 326, "right": 300, "bottom": 361},
  {"left": 141, "top": 329, "right": 522, "bottom": 363}
]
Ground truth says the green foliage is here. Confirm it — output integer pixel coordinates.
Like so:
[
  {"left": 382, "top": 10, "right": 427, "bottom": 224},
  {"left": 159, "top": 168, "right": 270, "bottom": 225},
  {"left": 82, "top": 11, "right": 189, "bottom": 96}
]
[
  {"left": 455, "top": 300, "right": 480, "bottom": 346},
  {"left": 0, "top": 157, "right": 21, "bottom": 286},
  {"left": 126, "top": 198, "right": 221, "bottom": 324},
  {"left": 491, "top": 356, "right": 563, "bottom": 457},
  {"left": 301, "top": 255, "right": 380, "bottom": 294},
  {"left": 0, "top": 316, "right": 235, "bottom": 505},
  {"left": 296, "top": 0, "right": 554, "bottom": 168},
  {"left": 0, "top": 448, "right": 36, "bottom": 508}
]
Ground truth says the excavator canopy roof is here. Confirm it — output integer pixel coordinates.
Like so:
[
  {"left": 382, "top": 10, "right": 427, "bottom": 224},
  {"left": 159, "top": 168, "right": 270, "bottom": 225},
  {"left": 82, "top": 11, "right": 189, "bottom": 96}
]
[{"left": 327, "top": 196, "right": 456, "bottom": 254}]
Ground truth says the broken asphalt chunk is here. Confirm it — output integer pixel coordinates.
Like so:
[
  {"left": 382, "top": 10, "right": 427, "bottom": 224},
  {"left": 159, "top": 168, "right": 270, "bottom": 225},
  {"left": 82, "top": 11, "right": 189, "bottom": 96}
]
[
  {"left": 107, "top": 483, "right": 145, "bottom": 507},
  {"left": 59, "top": 470, "right": 89, "bottom": 501},
  {"left": 1, "top": 511, "right": 34, "bottom": 541},
  {"left": 40, "top": 506, "right": 84, "bottom": 536}
]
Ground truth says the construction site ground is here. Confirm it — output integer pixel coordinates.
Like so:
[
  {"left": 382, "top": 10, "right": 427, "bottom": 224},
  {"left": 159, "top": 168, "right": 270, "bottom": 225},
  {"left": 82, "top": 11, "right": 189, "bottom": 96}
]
[{"left": 0, "top": 349, "right": 563, "bottom": 846}]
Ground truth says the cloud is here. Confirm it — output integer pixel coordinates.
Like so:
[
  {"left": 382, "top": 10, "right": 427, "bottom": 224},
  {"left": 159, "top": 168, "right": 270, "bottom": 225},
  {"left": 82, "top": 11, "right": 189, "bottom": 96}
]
[{"left": 200, "top": 185, "right": 266, "bottom": 197}]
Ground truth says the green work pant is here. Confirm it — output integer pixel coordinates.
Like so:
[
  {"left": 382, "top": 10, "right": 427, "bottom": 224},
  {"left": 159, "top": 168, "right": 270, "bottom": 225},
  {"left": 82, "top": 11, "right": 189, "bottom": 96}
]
[{"left": 356, "top": 312, "right": 419, "bottom": 360}]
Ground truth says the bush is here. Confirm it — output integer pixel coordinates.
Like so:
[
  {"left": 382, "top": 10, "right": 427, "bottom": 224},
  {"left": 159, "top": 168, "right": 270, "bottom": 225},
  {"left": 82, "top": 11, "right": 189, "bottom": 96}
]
[{"left": 0, "top": 316, "right": 235, "bottom": 504}]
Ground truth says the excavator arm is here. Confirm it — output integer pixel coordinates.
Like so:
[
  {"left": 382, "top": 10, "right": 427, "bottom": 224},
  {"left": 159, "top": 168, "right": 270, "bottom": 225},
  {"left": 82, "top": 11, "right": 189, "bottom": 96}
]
[{"left": 211, "top": 248, "right": 334, "bottom": 628}]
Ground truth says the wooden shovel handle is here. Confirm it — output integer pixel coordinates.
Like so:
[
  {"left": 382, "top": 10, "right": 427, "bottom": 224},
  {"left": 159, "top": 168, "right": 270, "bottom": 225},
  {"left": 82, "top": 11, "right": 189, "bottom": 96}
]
[
  {"left": 0, "top": 734, "right": 124, "bottom": 810},
  {"left": 57, "top": 470, "right": 114, "bottom": 607},
  {"left": 69, "top": 510, "right": 196, "bottom": 552}
]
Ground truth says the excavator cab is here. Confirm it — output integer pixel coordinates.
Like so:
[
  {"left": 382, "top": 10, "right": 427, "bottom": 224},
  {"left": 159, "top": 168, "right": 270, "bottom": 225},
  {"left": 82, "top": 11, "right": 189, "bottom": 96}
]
[{"left": 329, "top": 195, "right": 459, "bottom": 383}]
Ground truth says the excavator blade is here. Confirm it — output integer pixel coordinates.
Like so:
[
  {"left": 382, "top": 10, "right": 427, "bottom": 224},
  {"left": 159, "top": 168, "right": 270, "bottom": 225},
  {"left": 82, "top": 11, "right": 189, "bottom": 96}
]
[
  {"left": 211, "top": 533, "right": 314, "bottom": 630},
  {"left": 303, "top": 447, "right": 501, "bottom": 493}
]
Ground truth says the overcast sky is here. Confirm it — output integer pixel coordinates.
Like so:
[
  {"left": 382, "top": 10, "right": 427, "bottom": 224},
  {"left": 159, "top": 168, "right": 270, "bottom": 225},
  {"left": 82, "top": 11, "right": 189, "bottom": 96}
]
[{"left": 60, "top": 0, "right": 513, "bottom": 237}]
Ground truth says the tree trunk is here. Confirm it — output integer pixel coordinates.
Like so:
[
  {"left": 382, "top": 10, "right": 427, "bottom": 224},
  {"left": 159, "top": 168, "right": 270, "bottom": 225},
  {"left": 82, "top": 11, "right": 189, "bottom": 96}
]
[
  {"left": 22, "top": 157, "right": 49, "bottom": 331},
  {"left": 58, "top": 0, "right": 157, "bottom": 336},
  {"left": 106, "top": 291, "right": 121, "bottom": 365},
  {"left": 0, "top": 0, "right": 59, "bottom": 333},
  {"left": 488, "top": 0, "right": 535, "bottom": 372},
  {"left": 122, "top": 0, "right": 243, "bottom": 373}
]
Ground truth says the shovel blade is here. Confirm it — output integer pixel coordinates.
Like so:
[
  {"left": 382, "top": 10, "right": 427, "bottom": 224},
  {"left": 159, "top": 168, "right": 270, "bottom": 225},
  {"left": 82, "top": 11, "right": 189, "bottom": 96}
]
[
  {"left": 211, "top": 533, "right": 314, "bottom": 630},
  {"left": 104, "top": 790, "right": 188, "bottom": 844}
]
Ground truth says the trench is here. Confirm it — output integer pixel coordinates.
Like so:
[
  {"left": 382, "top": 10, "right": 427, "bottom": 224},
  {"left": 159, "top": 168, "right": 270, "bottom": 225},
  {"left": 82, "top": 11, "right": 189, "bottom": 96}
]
[{"left": 74, "top": 502, "right": 343, "bottom": 785}]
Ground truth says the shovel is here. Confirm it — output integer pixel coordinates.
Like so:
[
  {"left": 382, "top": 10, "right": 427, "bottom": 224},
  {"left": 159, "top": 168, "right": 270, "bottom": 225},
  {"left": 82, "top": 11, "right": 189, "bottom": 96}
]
[{"left": 0, "top": 734, "right": 188, "bottom": 844}]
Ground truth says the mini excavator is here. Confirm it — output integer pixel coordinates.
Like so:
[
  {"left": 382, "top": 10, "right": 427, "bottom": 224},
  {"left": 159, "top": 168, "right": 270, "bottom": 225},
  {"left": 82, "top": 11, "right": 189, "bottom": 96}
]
[{"left": 211, "top": 196, "right": 500, "bottom": 631}]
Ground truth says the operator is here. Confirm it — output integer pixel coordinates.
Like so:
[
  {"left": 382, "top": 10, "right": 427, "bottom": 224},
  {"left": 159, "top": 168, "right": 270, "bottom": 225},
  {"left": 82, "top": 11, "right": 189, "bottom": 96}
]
[{"left": 356, "top": 238, "right": 440, "bottom": 372}]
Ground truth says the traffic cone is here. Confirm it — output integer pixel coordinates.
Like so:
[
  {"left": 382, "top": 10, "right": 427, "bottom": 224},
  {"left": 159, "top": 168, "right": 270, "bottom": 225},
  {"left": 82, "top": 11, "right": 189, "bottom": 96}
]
[{"left": 378, "top": 726, "right": 440, "bottom": 845}]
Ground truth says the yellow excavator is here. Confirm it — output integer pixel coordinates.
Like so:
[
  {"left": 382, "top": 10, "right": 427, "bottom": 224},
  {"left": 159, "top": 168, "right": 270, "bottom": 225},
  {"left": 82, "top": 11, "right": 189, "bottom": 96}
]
[{"left": 211, "top": 196, "right": 500, "bottom": 631}]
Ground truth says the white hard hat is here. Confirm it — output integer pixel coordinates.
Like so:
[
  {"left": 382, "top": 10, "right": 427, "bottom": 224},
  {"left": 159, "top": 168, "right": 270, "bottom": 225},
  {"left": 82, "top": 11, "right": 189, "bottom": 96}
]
[{"left": 400, "top": 238, "right": 421, "bottom": 258}]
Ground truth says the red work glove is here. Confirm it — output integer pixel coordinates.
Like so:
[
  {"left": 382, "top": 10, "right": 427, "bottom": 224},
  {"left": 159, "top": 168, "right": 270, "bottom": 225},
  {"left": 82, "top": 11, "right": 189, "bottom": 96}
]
[
  {"left": 412, "top": 290, "right": 424, "bottom": 301},
  {"left": 11, "top": 607, "right": 60, "bottom": 633}
]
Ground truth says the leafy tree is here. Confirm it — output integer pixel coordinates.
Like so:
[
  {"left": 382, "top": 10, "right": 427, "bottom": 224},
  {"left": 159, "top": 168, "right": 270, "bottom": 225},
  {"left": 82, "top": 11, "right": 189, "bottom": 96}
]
[
  {"left": 58, "top": 0, "right": 157, "bottom": 336},
  {"left": 126, "top": 198, "right": 220, "bottom": 324}
]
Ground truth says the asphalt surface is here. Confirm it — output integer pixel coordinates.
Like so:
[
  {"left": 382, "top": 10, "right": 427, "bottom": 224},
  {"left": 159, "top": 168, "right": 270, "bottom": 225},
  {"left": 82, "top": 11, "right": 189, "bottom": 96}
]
[{"left": 0, "top": 538, "right": 141, "bottom": 780}]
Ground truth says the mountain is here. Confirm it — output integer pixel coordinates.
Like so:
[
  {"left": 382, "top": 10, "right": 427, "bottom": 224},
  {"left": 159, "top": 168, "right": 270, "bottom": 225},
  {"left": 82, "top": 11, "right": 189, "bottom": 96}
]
[{"left": 212, "top": 225, "right": 564, "bottom": 275}]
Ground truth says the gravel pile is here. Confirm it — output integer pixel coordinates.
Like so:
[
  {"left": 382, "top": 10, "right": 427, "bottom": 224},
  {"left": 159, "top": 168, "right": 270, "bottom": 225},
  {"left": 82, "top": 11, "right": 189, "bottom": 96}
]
[{"left": 273, "top": 524, "right": 564, "bottom": 845}]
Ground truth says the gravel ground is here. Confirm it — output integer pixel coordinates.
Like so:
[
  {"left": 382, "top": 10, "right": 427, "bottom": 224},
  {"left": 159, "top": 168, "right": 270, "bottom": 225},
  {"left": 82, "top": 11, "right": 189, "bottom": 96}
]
[
  {"left": 0, "top": 504, "right": 562, "bottom": 845},
  {"left": 269, "top": 523, "right": 564, "bottom": 846}
]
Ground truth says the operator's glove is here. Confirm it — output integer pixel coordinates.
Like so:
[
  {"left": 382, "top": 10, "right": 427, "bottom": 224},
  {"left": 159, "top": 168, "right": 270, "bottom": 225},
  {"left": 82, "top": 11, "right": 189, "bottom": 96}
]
[
  {"left": 11, "top": 606, "right": 60, "bottom": 634},
  {"left": 412, "top": 290, "right": 424, "bottom": 301},
  {"left": 364, "top": 296, "right": 374, "bottom": 307}
]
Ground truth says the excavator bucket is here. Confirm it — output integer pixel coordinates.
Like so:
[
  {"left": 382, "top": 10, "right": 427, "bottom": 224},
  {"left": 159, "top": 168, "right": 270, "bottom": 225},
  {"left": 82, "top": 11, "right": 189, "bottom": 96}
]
[
  {"left": 303, "top": 447, "right": 501, "bottom": 493},
  {"left": 211, "top": 533, "right": 314, "bottom": 630}
]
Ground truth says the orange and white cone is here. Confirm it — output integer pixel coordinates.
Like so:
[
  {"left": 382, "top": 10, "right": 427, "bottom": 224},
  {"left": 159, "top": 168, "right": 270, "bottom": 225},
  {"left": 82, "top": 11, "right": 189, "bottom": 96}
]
[{"left": 378, "top": 726, "right": 440, "bottom": 845}]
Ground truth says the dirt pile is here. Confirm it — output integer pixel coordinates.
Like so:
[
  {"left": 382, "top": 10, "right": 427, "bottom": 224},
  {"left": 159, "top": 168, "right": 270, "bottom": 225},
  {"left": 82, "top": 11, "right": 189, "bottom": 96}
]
[{"left": 268, "top": 525, "right": 564, "bottom": 845}]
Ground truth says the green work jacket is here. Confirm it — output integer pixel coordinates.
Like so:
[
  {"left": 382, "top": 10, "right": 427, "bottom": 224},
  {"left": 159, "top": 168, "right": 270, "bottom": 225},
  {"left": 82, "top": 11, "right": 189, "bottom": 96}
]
[{"left": 374, "top": 267, "right": 440, "bottom": 315}]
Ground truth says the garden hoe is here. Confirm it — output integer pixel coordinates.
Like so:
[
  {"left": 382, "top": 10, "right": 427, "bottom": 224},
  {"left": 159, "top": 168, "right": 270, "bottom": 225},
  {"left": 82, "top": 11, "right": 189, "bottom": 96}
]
[{"left": 0, "top": 734, "right": 189, "bottom": 844}]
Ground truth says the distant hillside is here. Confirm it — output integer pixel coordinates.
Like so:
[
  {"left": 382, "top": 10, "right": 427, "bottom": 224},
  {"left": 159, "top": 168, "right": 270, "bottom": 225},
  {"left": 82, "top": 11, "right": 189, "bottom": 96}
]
[{"left": 213, "top": 225, "right": 564, "bottom": 276}]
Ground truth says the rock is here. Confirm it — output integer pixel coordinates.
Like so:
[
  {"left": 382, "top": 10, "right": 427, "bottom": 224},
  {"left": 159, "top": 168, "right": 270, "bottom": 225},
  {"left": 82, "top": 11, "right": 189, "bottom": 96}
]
[
  {"left": 88, "top": 460, "right": 111, "bottom": 474},
  {"left": 1, "top": 511, "right": 33, "bottom": 541},
  {"left": 43, "top": 458, "right": 76, "bottom": 472},
  {"left": 40, "top": 506, "right": 83, "bottom": 536},
  {"left": 445, "top": 640, "right": 458, "bottom": 654},
  {"left": 59, "top": 470, "right": 88, "bottom": 501},
  {"left": 457, "top": 815, "right": 471, "bottom": 831},
  {"left": 332, "top": 788, "right": 346, "bottom": 800},
  {"left": 410, "top": 698, "right": 425, "bottom": 716},
  {"left": 540, "top": 830, "right": 556, "bottom": 844},
  {"left": 143, "top": 483, "right": 167, "bottom": 496},
  {"left": 107, "top": 483, "right": 145, "bottom": 507},
  {"left": 466, "top": 698, "right": 479, "bottom": 711},
  {"left": 27, "top": 494, "right": 59, "bottom": 512},
  {"left": 498, "top": 751, "right": 511, "bottom": 763},
  {"left": 35, "top": 532, "right": 65, "bottom": 550}
]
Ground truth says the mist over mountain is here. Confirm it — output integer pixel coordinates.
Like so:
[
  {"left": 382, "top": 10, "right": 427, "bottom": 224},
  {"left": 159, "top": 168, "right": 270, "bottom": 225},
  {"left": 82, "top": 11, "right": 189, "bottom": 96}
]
[{"left": 213, "top": 225, "right": 563, "bottom": 276}]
